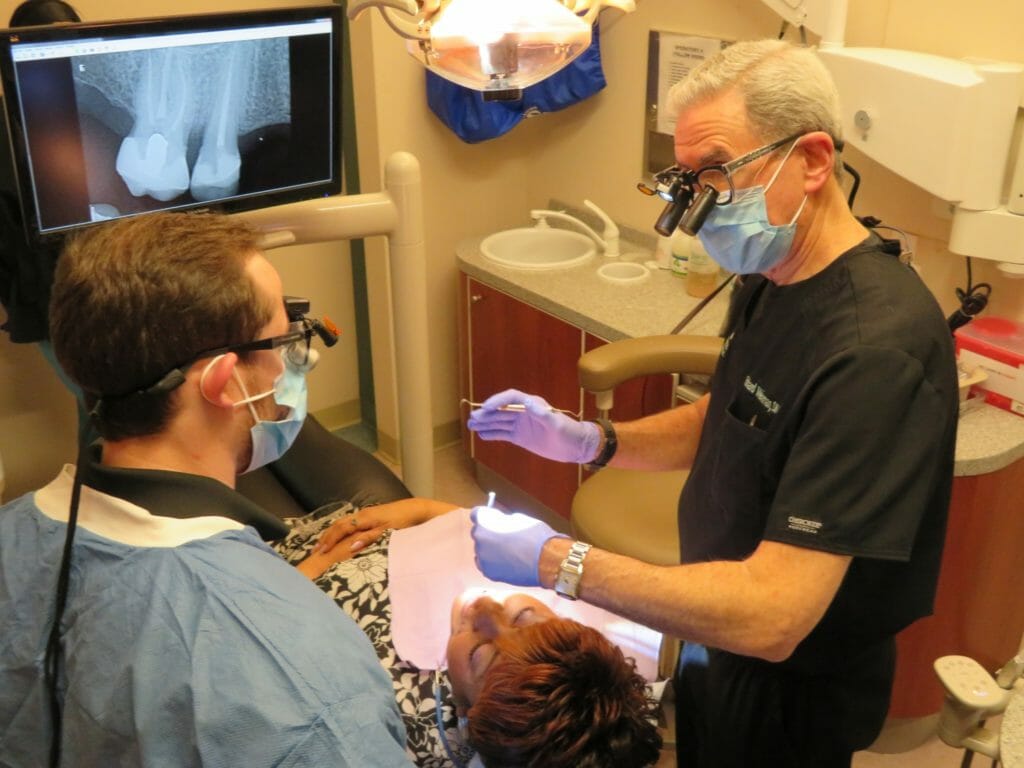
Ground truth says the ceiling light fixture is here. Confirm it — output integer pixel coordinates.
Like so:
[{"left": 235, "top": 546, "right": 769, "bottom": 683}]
[{"left": 346, "top": 0, "right": 635, "bottom": 99}]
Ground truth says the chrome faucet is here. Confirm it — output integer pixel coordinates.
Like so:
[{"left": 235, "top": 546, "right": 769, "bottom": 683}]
[{"left": 530, "top": 199, "right": 620, "bottom": 257}]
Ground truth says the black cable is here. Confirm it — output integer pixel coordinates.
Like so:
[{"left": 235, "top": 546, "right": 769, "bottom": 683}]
[
  {"left": 776, "top": 20, "right": 808, "bottom": 45},
  {"left": 44, "top": 404, "right": 96, "bottom": 768},
  {"left": 842, "top": 161, "right": 860, "bottom": 208},
  {"left": 671, "top": 273, "right": 737, "bottom": 335},
  {"left": 947, "top": 256, "right": 991, "bottom": 333}
]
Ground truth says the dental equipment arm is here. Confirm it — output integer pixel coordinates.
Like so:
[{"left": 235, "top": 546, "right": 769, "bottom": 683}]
[
  {"left": 239, "top": 152, "right": 434, "bottom": 498},
  {"left": 564, "top": 0, "right": 636, "bottom": 24},
  {"left": 346, "top": 0, "right": 423, "bottom": 39},
  {"left": 996, "top": 629, "right": 1024, "bottom": 689}
]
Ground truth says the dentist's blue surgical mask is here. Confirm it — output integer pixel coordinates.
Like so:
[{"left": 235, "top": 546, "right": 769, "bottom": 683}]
[
  {"left": 202, "top": 352, "right": 308, "bottom": 473},
  {"left": 697, "top": 139, "right": 808, "bottom": 275}
]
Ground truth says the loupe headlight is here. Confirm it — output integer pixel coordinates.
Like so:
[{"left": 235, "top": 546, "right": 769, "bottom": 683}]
[
  {"left": 655, "top": 171, "right": 684, "bottom": 203},
  {"left": 640, "top": 166, "right": 717, "bottom": 237}
]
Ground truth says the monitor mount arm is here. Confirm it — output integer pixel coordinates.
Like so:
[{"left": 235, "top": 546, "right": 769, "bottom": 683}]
[{"left": 236, "top": 152, "right": 435, "bottom": 498}]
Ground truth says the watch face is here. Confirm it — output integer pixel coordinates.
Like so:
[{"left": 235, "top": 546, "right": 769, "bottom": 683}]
[
  {"left": 555, "top": 542, "right": 590, "bottom": 600},
  {"left": 555, "top": 575, "right": 579, "bottom": 600}
]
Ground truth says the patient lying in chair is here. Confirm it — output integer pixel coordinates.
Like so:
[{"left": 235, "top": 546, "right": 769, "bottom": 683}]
[{"left": 273, "top": 501, "right": 664, "bottom": 768}]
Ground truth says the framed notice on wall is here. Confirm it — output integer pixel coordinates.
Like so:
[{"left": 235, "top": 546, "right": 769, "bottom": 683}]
[{"left": 643, "top": 32, "right": 728, "bottom": 178}]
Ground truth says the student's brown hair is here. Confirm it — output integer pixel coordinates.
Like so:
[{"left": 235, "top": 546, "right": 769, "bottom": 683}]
[{"left": 50, "top": 213, "right": 270, "bottom": 440}]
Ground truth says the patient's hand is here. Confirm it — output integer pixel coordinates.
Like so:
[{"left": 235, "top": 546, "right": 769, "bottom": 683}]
[
  {"left": 297, "top": 498, "right": 458, "bottom": 580},
  {"left": 295, "top": 538, "right": 356, "bottom": 579}
]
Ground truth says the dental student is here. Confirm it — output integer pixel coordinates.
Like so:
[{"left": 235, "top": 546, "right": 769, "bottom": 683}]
[
  {"left": 0, "top": 213, "right": 411, "bottom": 767},
  {"left": 468, "top": 39, "right": 958, "bottom": 768}
]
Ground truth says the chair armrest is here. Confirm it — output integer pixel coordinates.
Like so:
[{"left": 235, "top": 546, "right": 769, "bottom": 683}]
[{"left": 578, "top": 335, "right": 722, "bottom": 393}]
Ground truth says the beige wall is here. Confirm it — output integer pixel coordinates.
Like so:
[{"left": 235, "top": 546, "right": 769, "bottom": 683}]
[
  {"left": 1, "top": 0, "right": 1022, "bottom": 498},
  {"left": 355, "top": 0, "right": 1024, "bottom": 449}
]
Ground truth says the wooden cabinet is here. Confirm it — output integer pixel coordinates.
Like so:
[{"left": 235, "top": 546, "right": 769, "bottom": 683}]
[
  {"left": 460, "top": 276, "right": 582, "bottom": 515},
  {"left": 459, "top": 273, "right": 674, "bottom": 517}
]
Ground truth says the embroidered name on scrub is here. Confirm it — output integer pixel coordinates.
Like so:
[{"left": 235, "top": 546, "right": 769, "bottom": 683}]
[
  {"left": 743, "top": 375, "right": 781, "bottom": 417},
  {"left": 787, "top": 516, "right": 823, "bottom": 534}
]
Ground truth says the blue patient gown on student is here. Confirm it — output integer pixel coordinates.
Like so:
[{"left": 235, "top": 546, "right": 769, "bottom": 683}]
[{"left": 0, "top": 467, "right": 411, "bottom": 767}]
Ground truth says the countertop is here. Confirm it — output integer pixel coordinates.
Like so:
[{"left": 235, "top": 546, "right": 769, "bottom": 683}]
[
  {"left": 458, "top": 235, "right": 1024, "bottom": 477},
  {"left": 1003, "top": 682, "right": 1024, "bottom": 768}
]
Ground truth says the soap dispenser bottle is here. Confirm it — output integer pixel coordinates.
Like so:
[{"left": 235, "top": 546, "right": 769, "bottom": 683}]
[
  {"left": 669, "top": 229, "right": 689, "bottom": 278},
  {"left": 654, "top": 234, "right": 673, "bottom": 270}
]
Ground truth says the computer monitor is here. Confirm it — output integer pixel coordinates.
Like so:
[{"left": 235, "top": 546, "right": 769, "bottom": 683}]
[{"left": 0, "top": 4, "right": 342, "bottom": 242}]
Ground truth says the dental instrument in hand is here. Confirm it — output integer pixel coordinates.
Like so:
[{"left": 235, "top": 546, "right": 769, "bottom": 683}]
[
  {"left": 460, "top": 398, "right": 580, "bottom": 417},
  {"left": 465, "top": 389, "right": 600, "bottom": 463}
]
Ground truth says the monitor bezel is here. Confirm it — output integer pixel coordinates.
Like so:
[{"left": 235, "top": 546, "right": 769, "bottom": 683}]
[{"left": 0, "top": 3, "right": 343, "bottom": 245}]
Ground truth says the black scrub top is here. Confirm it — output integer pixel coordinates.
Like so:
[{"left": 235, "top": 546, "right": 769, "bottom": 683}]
[{"left": 678, "top": 234, "right": 958, "bottom": 668}]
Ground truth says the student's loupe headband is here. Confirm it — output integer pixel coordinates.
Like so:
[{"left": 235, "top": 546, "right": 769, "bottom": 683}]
[{"left": 92, "top": 295, "right": 340, "bottom": 402}]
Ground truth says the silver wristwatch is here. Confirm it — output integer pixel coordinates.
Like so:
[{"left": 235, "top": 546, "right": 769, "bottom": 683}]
[{"left": 553, "top": 541, "right": 592, "bottom": 600}]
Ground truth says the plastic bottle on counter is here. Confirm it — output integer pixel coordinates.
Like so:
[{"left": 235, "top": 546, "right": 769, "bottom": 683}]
[
  {"left": 685, "top": 237, "right": 719, "bottom": 298},
  {"left": 669, "top": 229, "right": 689, "bottom": 279},
  {"left": 653, "top": 234, "right": 673, "bottom": 270}
]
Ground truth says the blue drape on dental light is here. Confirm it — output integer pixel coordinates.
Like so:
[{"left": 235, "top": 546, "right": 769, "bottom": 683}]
[{"left": 426, "top": 24, "right": 605, "bottom": 144}]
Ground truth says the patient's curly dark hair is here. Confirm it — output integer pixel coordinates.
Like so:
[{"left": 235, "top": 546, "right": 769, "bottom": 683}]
[{"left": 467, "top": 618, "right": 662, "bottom": 768}]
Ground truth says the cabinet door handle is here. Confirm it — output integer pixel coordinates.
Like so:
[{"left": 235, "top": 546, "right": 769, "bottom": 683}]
[{"left": 471, "top": 294, "right": 484, "bottom": 304}]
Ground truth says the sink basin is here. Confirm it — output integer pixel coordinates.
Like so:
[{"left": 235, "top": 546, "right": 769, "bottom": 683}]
[{"left": 481, "top": 227, "right": 595, "bottom": 270}]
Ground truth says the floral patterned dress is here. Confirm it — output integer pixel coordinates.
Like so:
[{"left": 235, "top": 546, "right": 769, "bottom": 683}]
[{"left": 273, "top": 503, "right": 473, "bottom": 768}]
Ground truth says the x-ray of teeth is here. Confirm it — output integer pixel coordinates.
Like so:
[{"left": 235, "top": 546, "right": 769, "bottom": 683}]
[
  {"left": 190, "top": 43, "right": 254, "bottom": 202},
  {"left": 71, "top": 39, "right": 290, "bottom": 210},
  {"left": 115, "top": 48, "right": 191, "bottom": 201}
]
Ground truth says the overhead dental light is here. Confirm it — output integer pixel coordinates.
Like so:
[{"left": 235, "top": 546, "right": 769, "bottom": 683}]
[{"left": 346, "top": 0, "right": 635, "bottom": 99}]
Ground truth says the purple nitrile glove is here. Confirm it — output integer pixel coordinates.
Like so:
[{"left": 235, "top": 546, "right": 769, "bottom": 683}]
[
  {"left": 466, "top": 389, "right": 601, "bottom": 464},
  {"left": 470, "top": 505, "right": 567, "bottom": 587}
]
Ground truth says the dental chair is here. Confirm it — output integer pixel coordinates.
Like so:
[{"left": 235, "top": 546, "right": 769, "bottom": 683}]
[
  {"left": 236, "top": 414, "right": 412, "bottom": 521},
  {"left": 934, "top": 630, "right": 1024, "bottom": 766},
  {"left": 571, "top": 334, "right": 723, "bottom": 567}
]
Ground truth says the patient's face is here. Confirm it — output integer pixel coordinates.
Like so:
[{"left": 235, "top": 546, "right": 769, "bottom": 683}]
[{"left": 446, "top": 592, "right": 557, "bottom": 711}]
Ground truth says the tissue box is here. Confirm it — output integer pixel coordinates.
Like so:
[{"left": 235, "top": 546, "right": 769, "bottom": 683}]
[{"left": 955, "top": 317, "right": 1024, "bottom": 416}]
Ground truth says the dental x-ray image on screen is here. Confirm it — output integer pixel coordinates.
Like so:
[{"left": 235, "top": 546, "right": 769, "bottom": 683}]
[{"left": 0, "top": 5, "right": 341, "bottom": 241}]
